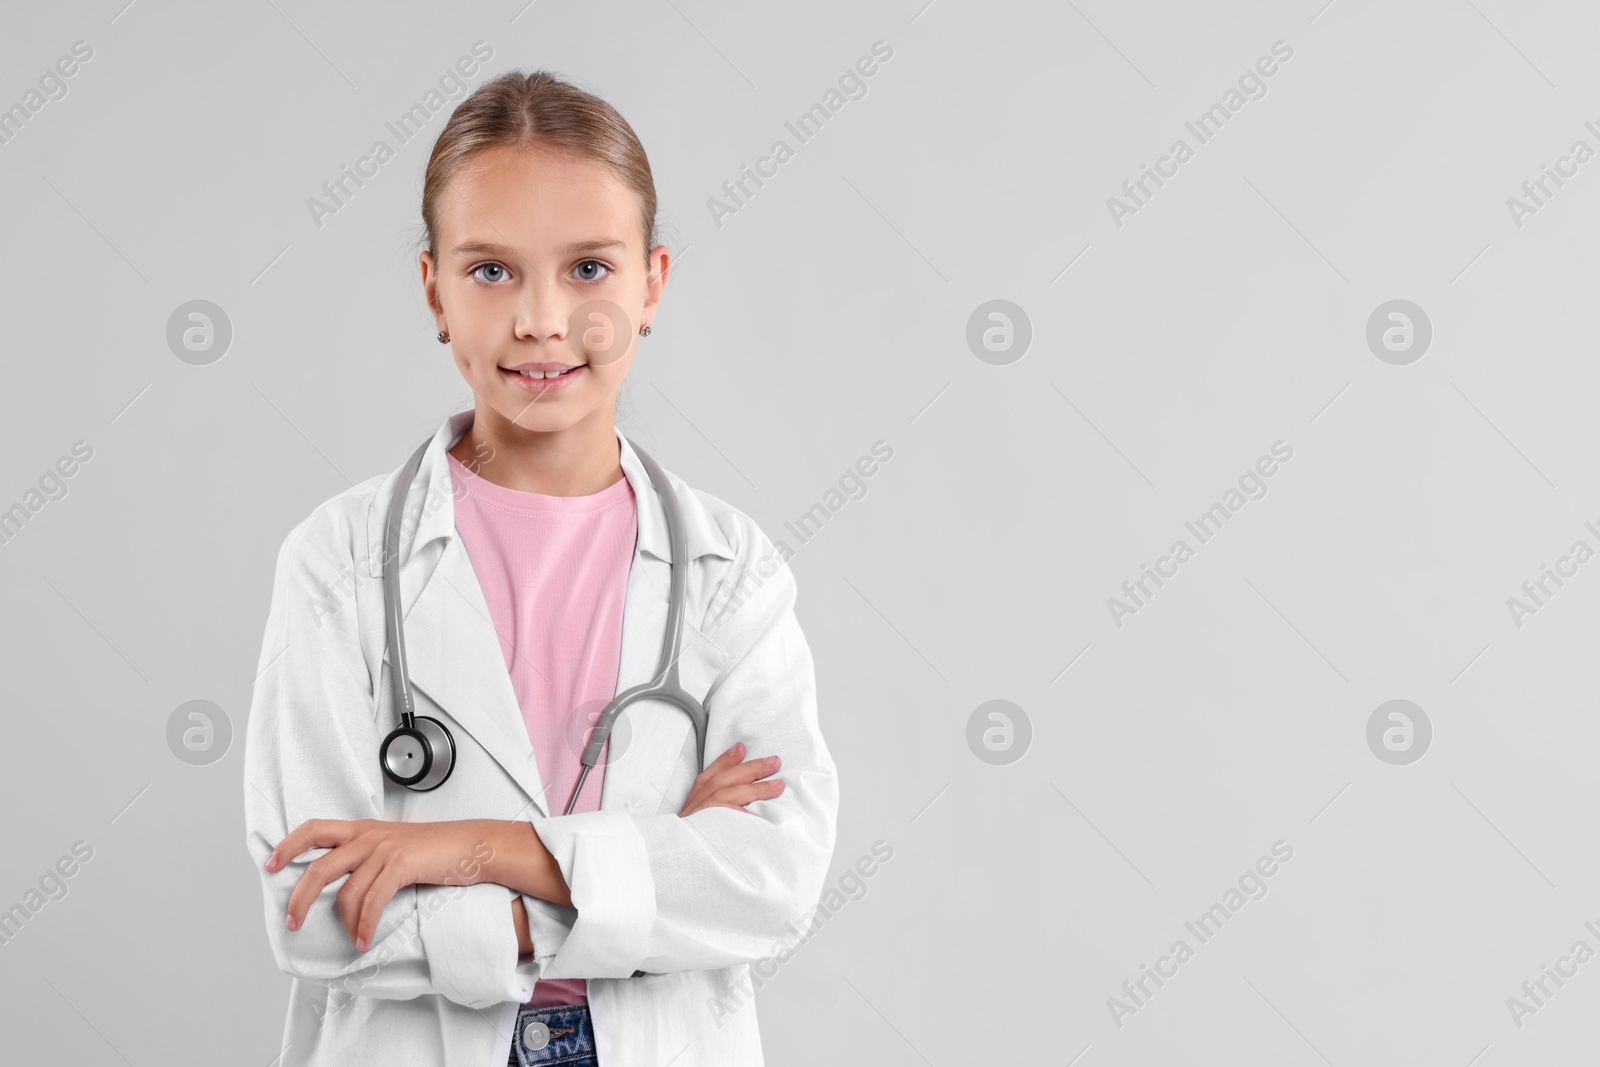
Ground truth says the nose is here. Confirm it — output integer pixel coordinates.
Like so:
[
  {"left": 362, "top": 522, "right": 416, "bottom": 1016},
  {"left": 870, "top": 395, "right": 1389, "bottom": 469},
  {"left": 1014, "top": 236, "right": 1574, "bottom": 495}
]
[{"left": 513, "top": 273, "right": 571, "bottom": 344}]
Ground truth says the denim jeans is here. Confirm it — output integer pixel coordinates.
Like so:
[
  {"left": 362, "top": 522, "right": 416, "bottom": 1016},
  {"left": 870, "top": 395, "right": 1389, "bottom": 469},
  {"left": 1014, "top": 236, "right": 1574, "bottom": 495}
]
[{"left": 506, "top": 1002, "right": 598, "bottom": 1066}]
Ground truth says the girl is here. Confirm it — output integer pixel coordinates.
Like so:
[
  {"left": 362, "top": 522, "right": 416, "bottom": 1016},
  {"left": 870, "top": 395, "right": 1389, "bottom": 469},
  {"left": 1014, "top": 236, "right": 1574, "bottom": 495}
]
[{"left": 243, "top": 70, "right": 839, "bottom": 1067}]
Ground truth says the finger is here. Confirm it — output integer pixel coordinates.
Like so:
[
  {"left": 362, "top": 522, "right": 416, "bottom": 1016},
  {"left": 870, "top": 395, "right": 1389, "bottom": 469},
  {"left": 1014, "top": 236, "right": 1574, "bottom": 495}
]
[
  {"left": 743, "top": 753, "right": 780, "bottom": 779},
  {"left": 268, "top": 818, "right": 362, "bottom": 873},
  {"left": 704, "top": 778, "right": 786, "bottom": 811},
  {"left": 681, "top": 780, "right": 783, "bottom": 820},
  {"left": 285, "top": 863, "right": 332, "bottom": 933},
  {"left": 681, "top": 755, "right": 778, "bottom": 814},
  {"left": 730, "top": 778, "right": 787, "bottom": 805},
  {"left": 335, "top": 845, "right": 385, "bottom": 944},
  {"left": 680, "top": 747, "right": 775, "bottom": 812},
  {"left": 355, "top": 863, "right": 408, "bottom": 953},
  {"left": 287, "top": 838, "right": 370, "bottom": 934},
  {"left": 706, "top": 753, "right": 782, "bottom": 791},
  {"left": 685, "top": 745, "right": 747, "bottom": 804},
  {"left": 693, "top": 742, "right": 745, "bottom": 784},
  {"left": 267, "top": 818, "right": 331, "bottom": 873}
]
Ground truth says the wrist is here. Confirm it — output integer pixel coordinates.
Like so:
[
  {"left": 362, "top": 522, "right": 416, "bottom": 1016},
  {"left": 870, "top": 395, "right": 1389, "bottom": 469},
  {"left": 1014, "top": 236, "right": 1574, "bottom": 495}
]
[
  {"left": 474, "top": 819, "right": 573, "bottom": 909},
  {"left": 474, "top": 819, "right": 522, "bottom": 886},
  {"left": 511, "top": 894, "right": 533, "bottom": 956}
]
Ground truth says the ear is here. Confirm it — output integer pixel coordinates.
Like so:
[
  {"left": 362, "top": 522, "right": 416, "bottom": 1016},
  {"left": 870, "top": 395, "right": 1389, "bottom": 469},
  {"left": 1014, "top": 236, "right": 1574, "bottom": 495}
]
[{"left": 642, "top": 245, "right": 670, "bottom": 318}]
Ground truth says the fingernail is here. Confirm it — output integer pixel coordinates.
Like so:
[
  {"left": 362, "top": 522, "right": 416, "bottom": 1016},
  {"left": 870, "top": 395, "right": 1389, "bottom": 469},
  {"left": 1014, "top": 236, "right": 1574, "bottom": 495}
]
[
  {"left": 355, "top": 937, "right": 368, "bottom": 952},
  {"left": 265, "top": 857, "right": 278, "bottom": 871},
  {"left": 285, "top": 913, "right": 298, "bottom": 931},
  {"left": 768, "top": 756, "right": 780, "bottom": 767}
]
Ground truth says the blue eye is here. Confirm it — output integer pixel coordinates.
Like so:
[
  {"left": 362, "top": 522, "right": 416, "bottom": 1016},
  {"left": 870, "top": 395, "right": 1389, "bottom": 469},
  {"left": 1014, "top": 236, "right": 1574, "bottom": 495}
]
[
  {"left": 574, "top": 259, "right": 611, "bottom": 282},
  {"left": 471, "top": 263, "right": 508, "bottom": 284}
]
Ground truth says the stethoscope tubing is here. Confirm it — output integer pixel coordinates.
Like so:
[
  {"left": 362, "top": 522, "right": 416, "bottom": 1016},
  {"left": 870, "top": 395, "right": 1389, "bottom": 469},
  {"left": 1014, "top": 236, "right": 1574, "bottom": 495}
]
[{"left": 383, "top": 436, "right": 432, "bottom": 732}]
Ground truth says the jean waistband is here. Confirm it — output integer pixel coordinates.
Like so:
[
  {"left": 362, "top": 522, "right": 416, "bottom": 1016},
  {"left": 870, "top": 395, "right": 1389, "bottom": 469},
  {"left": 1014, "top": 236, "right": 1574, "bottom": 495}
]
[{"left": 508, "top": 1001, "right": 596, "bottom": 1066}]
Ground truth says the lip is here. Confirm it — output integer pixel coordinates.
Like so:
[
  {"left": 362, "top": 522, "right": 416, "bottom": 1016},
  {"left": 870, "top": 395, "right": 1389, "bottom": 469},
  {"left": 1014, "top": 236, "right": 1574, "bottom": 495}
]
[
  {"left": 504, "top": 361, "right": 582, "bottom": 373},
  {"left": 499, "top": 364, "right": 586, "bottom": 395}
]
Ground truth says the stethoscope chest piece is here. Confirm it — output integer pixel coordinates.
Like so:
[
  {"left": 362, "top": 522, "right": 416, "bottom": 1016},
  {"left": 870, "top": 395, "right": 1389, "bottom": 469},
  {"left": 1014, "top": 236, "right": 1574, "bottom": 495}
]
[{"left": 381, "top": 715, "right": 455, "bottom": 791}]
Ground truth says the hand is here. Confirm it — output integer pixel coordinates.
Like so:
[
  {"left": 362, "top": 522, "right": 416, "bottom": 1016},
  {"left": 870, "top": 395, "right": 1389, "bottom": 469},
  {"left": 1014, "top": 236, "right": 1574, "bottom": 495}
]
[
  {"left": 678, "top": 742, "right": 784, "bottom": 818},
  {"left": 264, "top": 818, "right": 496, "bottom": 953}
]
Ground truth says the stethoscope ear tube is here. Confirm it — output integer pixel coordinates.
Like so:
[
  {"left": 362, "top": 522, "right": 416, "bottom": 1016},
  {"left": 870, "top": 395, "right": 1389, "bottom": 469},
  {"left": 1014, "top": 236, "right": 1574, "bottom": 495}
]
[
  {"left": 561, "top": 441, "right": 708, "bottom": 815},
  {"left": 567, "top": 681, "right": 709, "bottom": 815},
  {"left": 384, "top": 437, "right": 433, "bottom": 727}
]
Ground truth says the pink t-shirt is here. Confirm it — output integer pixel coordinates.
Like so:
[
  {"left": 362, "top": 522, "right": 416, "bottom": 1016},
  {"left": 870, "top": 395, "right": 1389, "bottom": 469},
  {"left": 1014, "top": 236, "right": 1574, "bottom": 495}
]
[{"left": 445, "top": 451, "right": 638, "bottom": 1008}]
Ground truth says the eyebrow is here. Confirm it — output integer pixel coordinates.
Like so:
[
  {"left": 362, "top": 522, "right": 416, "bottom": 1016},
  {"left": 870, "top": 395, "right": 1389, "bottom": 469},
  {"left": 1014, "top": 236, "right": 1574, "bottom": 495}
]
[{"left": 450, "top": 238, "right": 628, "bottom": 258}]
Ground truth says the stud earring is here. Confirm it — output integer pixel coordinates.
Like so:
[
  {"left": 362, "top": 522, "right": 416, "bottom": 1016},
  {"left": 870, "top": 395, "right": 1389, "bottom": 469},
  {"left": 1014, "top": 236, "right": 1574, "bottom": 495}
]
[
  {"left": 437, "top": 330, "right": 450, "bottom": 344},
  {"left": 639, "top": 323, "right": 652, "bottom": 337}
]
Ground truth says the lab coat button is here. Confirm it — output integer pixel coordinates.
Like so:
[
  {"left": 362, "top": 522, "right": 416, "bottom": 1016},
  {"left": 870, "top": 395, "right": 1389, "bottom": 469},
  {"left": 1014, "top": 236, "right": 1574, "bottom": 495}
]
[{"left": 522, "top": 1020, "right": 550, "bottom": 1050}]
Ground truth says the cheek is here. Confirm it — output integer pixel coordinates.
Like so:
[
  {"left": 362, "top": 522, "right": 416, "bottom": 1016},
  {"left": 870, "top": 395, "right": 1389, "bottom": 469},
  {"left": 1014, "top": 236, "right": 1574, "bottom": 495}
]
[
  {"left": 581, "top": 331, "right": 637, "bottom": 370},
  {"left": 598, "top": 340, "right": 638, "bottom": 375}
]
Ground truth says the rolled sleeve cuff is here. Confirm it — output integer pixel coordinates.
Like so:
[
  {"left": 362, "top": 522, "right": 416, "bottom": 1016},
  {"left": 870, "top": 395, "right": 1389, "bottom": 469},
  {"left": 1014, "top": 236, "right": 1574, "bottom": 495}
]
[
  {"left": 521, "top": 894, "right": 576, "bottom": 970},
  {"left": 416, "top": 881, "right": 533, "bottom": 1008},
  {"left": 530, "top": 809, "right": 655, "bottom": 978}
]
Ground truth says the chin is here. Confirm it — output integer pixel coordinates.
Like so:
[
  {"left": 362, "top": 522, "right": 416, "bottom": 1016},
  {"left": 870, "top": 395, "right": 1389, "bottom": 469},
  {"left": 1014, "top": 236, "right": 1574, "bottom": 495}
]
[{"left": 494, "top": 399, "right": 588, "bottom": 433}]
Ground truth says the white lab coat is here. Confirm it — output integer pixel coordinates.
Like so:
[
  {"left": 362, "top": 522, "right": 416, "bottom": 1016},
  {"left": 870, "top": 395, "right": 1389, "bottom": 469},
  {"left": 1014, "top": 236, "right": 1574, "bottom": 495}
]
[{"left": 242, "top": 410, "right": 839, "bottom": 1067}]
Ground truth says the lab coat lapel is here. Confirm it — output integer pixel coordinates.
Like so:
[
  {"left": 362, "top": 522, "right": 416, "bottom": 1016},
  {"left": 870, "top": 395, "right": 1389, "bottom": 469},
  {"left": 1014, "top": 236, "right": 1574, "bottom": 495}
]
[
  {"left": 401, "top": 533, "right": 555, "bottom": 818},
  {"left": 599, "top": 546, "right": 688, "bottom": 817}
]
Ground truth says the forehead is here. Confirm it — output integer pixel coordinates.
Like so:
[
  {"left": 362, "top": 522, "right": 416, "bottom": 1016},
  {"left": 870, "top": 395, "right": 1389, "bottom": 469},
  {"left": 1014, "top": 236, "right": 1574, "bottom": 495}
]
[{"left": 435, "top": 142, "right": 639, "bottom": 254}]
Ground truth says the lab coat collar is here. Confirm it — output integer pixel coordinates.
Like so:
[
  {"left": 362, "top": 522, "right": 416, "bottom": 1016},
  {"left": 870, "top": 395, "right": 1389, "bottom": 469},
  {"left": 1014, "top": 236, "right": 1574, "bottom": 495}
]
[
  {"left": 362, "top": 409, "right": 736, "bottom": 819},
  {"left": 364, "top": 409, "right": 735, "bottom": 577}
]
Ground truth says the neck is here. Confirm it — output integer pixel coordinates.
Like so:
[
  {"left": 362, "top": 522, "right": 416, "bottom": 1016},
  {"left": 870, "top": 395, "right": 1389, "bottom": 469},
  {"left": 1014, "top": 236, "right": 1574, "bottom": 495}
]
[{"left": 449, "top": 401, "right": 623, "bottom": 496}]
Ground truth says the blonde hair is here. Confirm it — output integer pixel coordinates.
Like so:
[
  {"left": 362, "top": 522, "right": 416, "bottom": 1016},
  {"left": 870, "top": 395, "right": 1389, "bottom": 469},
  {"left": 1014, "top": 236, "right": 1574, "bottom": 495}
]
[{"left": 420, "top": 70, "right": 658, "bottom": 264}]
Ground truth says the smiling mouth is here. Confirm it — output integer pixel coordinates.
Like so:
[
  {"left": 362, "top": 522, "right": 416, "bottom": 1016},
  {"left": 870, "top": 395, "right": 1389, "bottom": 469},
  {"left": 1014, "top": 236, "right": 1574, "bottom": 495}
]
[
  {"left": 504, "top": 365, "right": 583, "bottom": 379},
  {"left": 498, "top": 364, "right": 588, "bottom": 393}
]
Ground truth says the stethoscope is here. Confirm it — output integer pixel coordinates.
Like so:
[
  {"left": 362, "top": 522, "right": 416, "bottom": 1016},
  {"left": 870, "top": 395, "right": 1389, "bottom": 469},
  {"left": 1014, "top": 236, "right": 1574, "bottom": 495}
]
[{"left": 378, "top": 430, "right": 710, "bottom": 816}]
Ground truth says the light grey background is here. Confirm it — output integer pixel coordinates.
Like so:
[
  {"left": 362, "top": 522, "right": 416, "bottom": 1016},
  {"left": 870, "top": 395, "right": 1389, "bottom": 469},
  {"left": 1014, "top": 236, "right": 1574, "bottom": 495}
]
[{"left": 1, "top": 0, "right": 1594, "bottom": 1063}]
